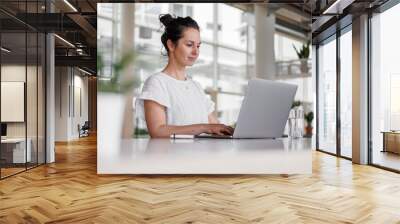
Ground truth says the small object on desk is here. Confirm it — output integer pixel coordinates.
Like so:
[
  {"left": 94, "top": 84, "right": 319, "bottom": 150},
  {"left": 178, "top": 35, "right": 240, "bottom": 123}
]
[
  {"left": 170, "top": 134, "right": 195, "bottom": 139},
  {"left": 195, "top": 133, "right": 233, "bottom": 139}
]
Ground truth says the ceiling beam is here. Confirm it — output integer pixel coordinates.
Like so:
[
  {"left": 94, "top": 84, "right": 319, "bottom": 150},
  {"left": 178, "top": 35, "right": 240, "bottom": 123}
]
[
  {"left": 55, "top": 55, "right": 96, "bottom": 71},
  {"left": 67, "top": 13, "right": 97, "bottom": 44}
]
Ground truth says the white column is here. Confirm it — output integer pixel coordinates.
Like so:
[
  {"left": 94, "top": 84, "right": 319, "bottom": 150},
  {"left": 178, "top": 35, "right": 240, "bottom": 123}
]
[
  {"left": 212, "top": 3, "right": 219, "bottom": 110},
  {"left": 352, "top": 14, "right": 369, "bottom": 164},
  {"left": 120, "top": 3, "right": 135, "bottom": 138},
  {"left": 46, "top": 33, "right": 55, "bottom": 163},
  {"left": 312, "top": 45, "right": 317, "bottom": 147},
  {"left": 255, "top": 4, "right": 276, "bottom": 80}
]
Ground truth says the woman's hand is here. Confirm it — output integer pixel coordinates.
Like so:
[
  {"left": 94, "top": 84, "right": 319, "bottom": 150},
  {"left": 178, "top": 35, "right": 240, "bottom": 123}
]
[{"left": 204, "top": 124, "right": 234, "bottom": 136}]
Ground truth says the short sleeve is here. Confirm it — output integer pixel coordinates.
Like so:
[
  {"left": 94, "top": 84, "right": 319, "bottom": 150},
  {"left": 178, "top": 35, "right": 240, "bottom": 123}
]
[
  {"left": 192, "top": 81, "right": 215, "bottom": 114},
  {"left": 135, "top": 76, "right": 170, "bottom": 121}
]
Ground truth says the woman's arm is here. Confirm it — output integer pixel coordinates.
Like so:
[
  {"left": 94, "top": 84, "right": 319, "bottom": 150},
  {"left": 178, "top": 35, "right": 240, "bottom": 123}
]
[
  {"left": 208, "top": 112, "right": 219, "bottom": 124},
  {"left": 144, "top": 100, "right": 233, "bottom": 138}
]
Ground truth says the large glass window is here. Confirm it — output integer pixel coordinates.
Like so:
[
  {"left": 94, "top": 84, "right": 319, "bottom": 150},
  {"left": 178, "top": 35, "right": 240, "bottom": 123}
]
[
  {"left": 340, "top": 28, "right": 352, "bottom": 158},
  {"left": 371, "top": 3, "right": 400, "bottom": 171},
  {"left": 315, "top": 21, "right": 355, "bottom": 160},
  {"left": 218, "top": 4, "right": 247, "bottom": 50},
  {"left": 192, "top": 4, "right": 213, "bottom": 42},
  {"left": 317, "top": 37, "right": 337, "bottom": 154},
  {"left": 217, "top": 93, "right": 244, "bottom": 126},
  {"left": 0, "top": 1, "right": 46, "bottom": 179},
  {"left": 1, "top": 31, "right": 27, "bottom": 177},
  {"left": 217, "top": 47, "right": 247, "bottom": 94}
]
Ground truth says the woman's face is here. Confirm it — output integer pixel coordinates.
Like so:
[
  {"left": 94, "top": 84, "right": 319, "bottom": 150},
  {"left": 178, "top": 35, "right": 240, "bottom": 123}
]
[{"left": 168, "top": 28, "right": 200, "bottom": 67}]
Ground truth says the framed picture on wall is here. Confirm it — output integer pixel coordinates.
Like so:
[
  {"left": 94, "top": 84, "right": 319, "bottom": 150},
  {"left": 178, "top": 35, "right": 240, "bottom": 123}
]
[{"left": 1, "top": 81, "right": 25, "bottom": 122}]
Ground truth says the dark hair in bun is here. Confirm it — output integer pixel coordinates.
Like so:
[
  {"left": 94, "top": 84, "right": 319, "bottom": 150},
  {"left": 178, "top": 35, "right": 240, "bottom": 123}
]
[{"left": 159, "top": 14, "right": 199, "bottom": 55}]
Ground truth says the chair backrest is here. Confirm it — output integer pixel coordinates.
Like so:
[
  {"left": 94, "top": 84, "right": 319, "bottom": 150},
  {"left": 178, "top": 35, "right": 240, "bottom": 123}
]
[{"left": 82, "top": 121, "right": 90, "bottom": 129}]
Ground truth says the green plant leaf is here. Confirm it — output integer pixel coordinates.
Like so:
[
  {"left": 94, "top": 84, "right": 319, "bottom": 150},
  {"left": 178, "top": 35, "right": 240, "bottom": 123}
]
[
  {"left": 291, "top": 100, "right": 302, "bottom": 108},
  {"left": 304, "top": 111, "right": 314, "bottom": 124},
  {"left": 293, "top": 41, "right": 310, "bottom": 59},
  {"left": 98, "top": 50, "right": 137, "bottom": 93}
]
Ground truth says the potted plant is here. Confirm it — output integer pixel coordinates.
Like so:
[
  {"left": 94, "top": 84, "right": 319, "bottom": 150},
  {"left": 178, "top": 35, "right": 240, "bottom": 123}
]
[
  {"left": 291, "top": 100, "right": 302, "bottom": 109},
  {"left": 293, "top": 41, "right": 310, "bottom": 74},
  {"left": 97, "top": 51, "right": 137, "bottom": 151},
  {"left": 304, "top": 111, "right": 314, "bottom": 137}
]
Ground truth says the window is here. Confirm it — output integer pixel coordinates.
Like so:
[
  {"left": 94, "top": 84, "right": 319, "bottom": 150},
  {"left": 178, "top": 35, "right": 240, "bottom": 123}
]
[
  {"left": 217, "top": 93, "right": 244, "bottom": 125},
  {"left": 275, "top": 33, "right": 303, "bottom": 61},
  {"left": 217, "top": 47, "right": 247, "bottom": 94},
  {"left": 172, "top": 4, "right": 193, "bottom": 17},
  {"left": 173, "top": 4, "right": 183, "bottom": 16},
  {"left": 0, "top": 2, "right": 46, "bottom": 179},
  {"left": 340, "top": 28, "right": 352, "bottom": 158},
  {"left": 317, "top": 36, "right": 337, "bottom": 154},
  {"left": 218, "top": 4, "right": 247, "bottom": 50},
  {"left": 370, "top": 3, "right": 400, "bottom": 171}
]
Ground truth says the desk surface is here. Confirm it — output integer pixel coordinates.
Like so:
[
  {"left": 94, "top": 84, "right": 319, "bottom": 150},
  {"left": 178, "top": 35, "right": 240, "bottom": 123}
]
[
  {"left": 98, "top": 138, "right": 312, "bottom": 174},
  {"left": 1, "top": 138, "right": 26, "bottom": 143}
]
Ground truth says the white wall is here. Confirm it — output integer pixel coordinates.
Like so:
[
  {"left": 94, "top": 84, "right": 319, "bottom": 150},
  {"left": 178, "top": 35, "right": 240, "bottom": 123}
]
[
  {"left": 55, "top": 66, "right": 68, "bottom": 141},
  {"left": 55, "top": 67, "right": 89, "bottom": 141},
  {"left": 72, "top": 73, "right": 89, "bottom": 138},
  {"left": 1, "top": 65, "right": 40, "bottom": 137},
  {"left": 255, "top": 4, "right": 276, "bottom": 79}
]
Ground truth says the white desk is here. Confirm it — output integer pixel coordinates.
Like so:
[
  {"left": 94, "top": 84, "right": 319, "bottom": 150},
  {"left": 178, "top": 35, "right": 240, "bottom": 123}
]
[
  {"left": 98, "top": 138, "right": 312, "bottom": 174},
  {"left": 1, "top": 138, "right": 31, "bottom": 163}
]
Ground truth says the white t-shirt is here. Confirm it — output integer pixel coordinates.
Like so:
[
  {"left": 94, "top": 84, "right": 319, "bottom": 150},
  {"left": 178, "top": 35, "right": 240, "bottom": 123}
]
[{"left": 135, "top": 72, "right": 215, "bottom": 126}]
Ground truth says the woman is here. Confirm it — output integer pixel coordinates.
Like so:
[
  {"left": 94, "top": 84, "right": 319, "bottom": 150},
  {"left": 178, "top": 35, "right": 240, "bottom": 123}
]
[{"left": 136, "top": 14, "right": 234, "bottom": 138}]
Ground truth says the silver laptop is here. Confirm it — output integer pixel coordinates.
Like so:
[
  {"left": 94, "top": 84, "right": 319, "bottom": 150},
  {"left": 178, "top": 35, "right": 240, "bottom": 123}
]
[{"left": 196, "top": 79, "right": 297, "bottom": 139}]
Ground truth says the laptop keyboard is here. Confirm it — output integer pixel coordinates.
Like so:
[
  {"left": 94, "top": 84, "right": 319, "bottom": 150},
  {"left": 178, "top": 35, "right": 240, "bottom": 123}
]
[{"left": 195, "top": 133, "right": 233, "bottom": 139}]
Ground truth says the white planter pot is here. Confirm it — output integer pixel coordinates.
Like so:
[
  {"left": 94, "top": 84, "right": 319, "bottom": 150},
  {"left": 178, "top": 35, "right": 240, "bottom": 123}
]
[
  {"left": 97, "top": 93, "right": 125, "bottom": 153},
  {"left": 300, "top": 59, "right": 309, "bottom": 74},
  {"left": 288, "top": 106, "right": 304, "bottom": 138}
]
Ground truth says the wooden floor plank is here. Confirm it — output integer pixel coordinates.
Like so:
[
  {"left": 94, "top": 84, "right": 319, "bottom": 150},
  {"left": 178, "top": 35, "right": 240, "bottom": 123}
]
[{"left": 1, "top": 135, "right": 400, "bottom": 223}]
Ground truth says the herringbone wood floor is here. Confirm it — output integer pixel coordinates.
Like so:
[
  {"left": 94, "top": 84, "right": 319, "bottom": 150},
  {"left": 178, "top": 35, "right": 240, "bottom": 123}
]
[{"left": 1, "top": 135, "right": 400, "bottom": 224}]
